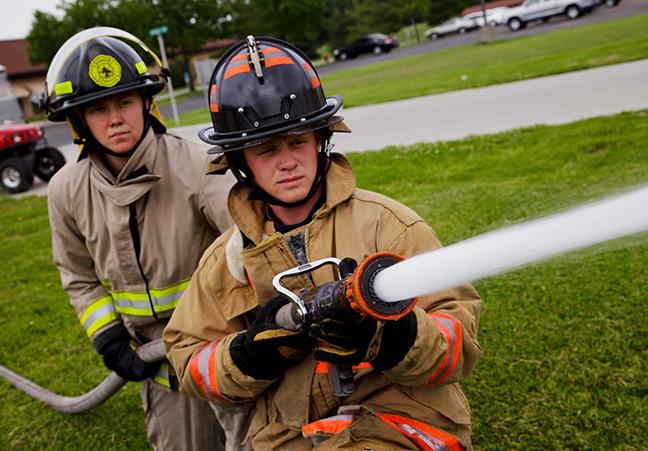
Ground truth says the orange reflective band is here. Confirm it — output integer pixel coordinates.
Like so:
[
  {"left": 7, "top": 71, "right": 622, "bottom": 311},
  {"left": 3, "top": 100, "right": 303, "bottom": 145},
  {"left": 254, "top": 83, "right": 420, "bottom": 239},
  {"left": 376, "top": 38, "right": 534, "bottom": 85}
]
[
  {"left": 265, "top": 56, "right": 293, "bottom": 68},
  {"left": 375, "top": 412, "right": 462, "bottom": 451},
  {"left": 302, "top": 414, "right": 354, "bottom": 437},
  {"left": 311, "top": 77, "right": 321, "bottom": 88},
  {"left": 425, "top": 313, "right": 462, "bottom": 386},
  {"left": 231, "top": 52, "right": 248, "bottom": 62},
  {"left": 209, "top": 85, "right": 219, "bottom": 112},
  {"left": 224, "top": 64, "right": 251, "bottom": 79},
  {"left": 189, "top": 341, "right": 229, "bottom": 402},
  {"left": 314, "top": 361, "right": 372, "bottom": 374},
  {"left": 262, "top": 47, "right": 281, "bottom": 54}
]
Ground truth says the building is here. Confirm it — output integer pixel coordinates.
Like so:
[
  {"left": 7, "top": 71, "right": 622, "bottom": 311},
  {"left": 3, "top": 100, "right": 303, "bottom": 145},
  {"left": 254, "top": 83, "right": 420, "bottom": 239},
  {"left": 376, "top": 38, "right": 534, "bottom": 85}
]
[{"left": 0, "top": 39, "right": 47, "bottom": 120}]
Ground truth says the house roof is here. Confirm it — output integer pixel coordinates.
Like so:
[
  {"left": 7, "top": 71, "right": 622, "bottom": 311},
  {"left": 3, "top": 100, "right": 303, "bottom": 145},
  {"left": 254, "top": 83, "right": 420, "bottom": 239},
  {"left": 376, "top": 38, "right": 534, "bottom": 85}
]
[
  {"left": 461, "top": 0, "right": 524, "bottom": 16},
  {"left": 0, "top": 39, "right": 47, "bottom": 78}
]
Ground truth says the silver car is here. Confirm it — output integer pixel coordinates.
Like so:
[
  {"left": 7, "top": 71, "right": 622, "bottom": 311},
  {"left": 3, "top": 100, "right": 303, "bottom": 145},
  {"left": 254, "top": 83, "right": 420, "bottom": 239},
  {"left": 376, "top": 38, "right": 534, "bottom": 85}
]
[
  {"left": 424, "top": 17, "right": 479, "bottom": 40},
  {"left": 502, "top": 0, "right": 599, "bottom": 31}
]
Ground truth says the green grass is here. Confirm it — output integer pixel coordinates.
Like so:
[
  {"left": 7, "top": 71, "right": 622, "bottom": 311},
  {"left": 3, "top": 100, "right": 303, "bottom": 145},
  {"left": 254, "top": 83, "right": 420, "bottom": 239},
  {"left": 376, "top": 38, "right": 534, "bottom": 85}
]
[
  {"left": 176, "top": 13, "right": 648, "bottom": 126},
  {"left": 1, "top": 110, "right": 647, "bottom": 448}
]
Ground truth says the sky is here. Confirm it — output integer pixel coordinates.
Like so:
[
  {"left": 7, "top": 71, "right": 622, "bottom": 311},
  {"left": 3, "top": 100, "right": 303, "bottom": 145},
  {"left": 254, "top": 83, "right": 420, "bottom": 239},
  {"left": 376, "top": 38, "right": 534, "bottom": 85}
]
[{"left": 0, "top": 0, "right": 62, "bottom": 41}]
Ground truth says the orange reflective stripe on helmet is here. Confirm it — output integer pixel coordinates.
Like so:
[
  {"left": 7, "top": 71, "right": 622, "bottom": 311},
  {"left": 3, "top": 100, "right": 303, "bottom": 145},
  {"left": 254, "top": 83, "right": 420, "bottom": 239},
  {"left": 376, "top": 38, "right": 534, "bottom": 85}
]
[
  {"left": 189, "top": 341, "right": 229, "bottom": 402},
  {"left": 374, "top": 412, "right": 462, "bottom": 451},
  {"left": 302, "top": 62, "right": 321, "bottom": 89},
  {"left": 209, "top": 84, "right": 219, "bottom": 112},
  {"left": 264, "top": 56, "right": 294, "bottom": 68},
  {"left": 425, "top": 313, "right": 462, "bottom": 386},
  {"left": 302, "top": 414, "right": 354, "bottom": 437}
]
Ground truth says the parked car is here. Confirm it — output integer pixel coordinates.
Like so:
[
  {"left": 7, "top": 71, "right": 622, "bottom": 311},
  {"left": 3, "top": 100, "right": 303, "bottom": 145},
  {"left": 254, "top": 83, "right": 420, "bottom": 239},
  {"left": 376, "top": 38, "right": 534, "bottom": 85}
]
[
  {"left": 333, "top": 34, "right": 398, "bottom": 61},
  {"left": 463, "top": 7, "right": 510, "bottom": 27},
  {"left": 424, "top": 17, "right": 479, "bottom": 40},
  {"left": 501, "top": 0, "right": 599, "bottom": 31}
]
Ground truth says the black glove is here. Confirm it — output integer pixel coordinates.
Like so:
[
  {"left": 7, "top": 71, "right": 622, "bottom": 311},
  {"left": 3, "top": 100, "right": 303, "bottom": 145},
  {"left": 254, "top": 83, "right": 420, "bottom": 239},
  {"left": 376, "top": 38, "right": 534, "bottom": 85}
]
[
  {"left": 310, "top": 311, "right": 418, "bottom": 370},
  {"left": 93, "top": 324, "right": 160, "bottom": 382},
  {"left": 230, "top": 297, "right": 314, "bottom": 381}
]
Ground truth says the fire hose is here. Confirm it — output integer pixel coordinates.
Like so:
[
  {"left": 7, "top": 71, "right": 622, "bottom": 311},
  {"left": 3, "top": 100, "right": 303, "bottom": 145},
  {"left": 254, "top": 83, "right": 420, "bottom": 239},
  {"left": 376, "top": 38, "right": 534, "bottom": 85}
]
[{"left": 0, "top": 339, "right": 165, "bottom": 414}]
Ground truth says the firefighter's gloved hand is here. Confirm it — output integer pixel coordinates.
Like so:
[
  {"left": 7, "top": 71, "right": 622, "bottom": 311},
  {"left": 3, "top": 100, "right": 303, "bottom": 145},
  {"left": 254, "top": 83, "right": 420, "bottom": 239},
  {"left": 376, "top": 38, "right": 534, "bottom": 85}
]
[
  {"left": 310, "top": 311, "right": 418, "bottom": 370},
  {"left": 93, "top": 324, "right": 160, "bottom": 382},
  {"left": 230, "top": 296, "right": 313, "bottom": 381}
]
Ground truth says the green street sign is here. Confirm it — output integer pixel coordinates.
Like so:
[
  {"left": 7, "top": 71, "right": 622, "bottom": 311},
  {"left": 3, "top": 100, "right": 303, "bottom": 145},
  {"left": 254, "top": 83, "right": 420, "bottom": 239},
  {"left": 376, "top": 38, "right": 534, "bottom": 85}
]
[{"left": 149, "top": 26, "right": 169, "bottom": 36}]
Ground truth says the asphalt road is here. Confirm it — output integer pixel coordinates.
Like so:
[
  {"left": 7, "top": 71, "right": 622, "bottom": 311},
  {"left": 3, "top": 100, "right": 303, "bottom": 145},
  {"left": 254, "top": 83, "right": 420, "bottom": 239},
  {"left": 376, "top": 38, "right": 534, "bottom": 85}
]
[{"left": 40, "top": 0, "right": 647, "bottom": 149}]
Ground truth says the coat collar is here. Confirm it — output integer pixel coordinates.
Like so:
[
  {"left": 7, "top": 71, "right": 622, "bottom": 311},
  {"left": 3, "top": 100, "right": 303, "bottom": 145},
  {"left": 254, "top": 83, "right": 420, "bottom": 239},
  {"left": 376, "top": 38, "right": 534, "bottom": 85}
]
[
  {"left": 88, "top": 129, "right": 161, "bottom": 206},
  {"left": 228, "top": 153, "right": 356, "bottom": 244}
]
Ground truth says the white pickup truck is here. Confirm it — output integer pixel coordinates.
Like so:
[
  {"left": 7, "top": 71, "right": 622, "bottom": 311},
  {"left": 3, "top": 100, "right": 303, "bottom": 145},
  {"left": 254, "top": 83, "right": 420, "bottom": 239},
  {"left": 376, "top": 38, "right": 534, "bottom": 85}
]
[{"left": 501, "top": 0, "right": 599, "bottom": 31}]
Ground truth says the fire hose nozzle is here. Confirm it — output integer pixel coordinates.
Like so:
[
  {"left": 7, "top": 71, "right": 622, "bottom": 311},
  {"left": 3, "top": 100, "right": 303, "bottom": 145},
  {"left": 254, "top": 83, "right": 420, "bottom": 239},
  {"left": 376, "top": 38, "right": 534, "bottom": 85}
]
[{"left": 273, "top": 252, "right": 417, "bottom": 330}]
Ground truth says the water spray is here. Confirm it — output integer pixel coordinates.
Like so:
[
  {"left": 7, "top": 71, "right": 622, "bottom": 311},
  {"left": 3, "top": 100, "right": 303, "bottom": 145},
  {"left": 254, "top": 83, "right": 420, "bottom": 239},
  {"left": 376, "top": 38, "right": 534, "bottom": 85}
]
[{"left": 273, "top": 184, "right": 648, "bottom": 395}]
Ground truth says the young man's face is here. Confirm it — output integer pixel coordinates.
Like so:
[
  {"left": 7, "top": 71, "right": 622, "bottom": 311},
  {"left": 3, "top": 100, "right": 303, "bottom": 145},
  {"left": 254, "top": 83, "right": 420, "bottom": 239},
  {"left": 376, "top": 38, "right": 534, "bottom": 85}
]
[
  {"left": 243, "top": 132, "right": 320, "bottom": 204},
  {"left": 82, "top": 91, "right": 145, "bottom": 153}
]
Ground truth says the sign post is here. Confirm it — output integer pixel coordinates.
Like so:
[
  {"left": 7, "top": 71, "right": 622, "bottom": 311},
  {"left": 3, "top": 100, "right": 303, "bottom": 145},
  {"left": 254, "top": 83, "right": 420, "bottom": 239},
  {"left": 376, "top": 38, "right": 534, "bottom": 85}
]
[{"left": 149, "top": 26, "right": 180, "bottom": 125}]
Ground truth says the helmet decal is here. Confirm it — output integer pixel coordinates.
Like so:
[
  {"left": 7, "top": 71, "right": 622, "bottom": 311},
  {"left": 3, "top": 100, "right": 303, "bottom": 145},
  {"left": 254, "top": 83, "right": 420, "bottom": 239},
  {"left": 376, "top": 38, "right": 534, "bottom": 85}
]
[{"left": 88, "top": 54, "right": 122, "bottom": 87}]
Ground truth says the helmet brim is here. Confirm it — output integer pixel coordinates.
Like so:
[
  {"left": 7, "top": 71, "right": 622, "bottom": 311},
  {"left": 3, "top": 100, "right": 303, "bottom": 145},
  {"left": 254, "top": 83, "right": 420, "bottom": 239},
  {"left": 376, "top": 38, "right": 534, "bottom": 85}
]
[
  {"left": 47, "top": 78, "right": 165, "bottom": 122},
  {"left": 200, "top": 96, "right": 349, "bottom": 154}
]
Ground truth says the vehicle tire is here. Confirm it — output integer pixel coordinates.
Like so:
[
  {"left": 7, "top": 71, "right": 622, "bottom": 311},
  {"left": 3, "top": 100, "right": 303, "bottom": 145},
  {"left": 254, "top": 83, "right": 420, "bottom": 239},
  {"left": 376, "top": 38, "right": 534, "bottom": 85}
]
[
  {"left": 507, "top": 17, "right": 524, "bottom": 31},
  {"left": 428, "top": 33, "right": 439, "bottom": 40},
  {"left": 339, "top": 51, "right": 348, "bottom": 61},
  {"left": 604, "top": 0, "right": 619, "bottom": 6},
  {"left": 0, "top": 157, "right": 34, "bottom": 194},
  {"left": 373, "top": 45, "right": 383, "bottom": 55},
  {"left": 458, "top": 27, "right": 467, "bottom": 34},
  {"left": 33, "top": 146, "right": 66, "bottom": 182},
  {"left": 565, "top": 5, "right": 581, "bottom": 19}
]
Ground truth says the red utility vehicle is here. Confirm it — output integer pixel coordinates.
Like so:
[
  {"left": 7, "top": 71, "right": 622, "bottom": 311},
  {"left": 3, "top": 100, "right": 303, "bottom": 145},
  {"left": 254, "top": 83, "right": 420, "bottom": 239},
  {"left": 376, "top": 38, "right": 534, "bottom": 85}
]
[{"left": 0, "top": 65, "right": 65, "bottom": 194}]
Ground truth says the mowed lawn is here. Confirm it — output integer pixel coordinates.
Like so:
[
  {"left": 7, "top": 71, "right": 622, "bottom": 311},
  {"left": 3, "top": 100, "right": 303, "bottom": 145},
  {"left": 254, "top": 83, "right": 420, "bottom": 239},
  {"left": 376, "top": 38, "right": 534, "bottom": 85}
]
[
  {"left": 0, "top": 110, "right": 646, "bottom": 449},
  {"left": 177, "top": 13, "right": 648, "bottom": 126}
]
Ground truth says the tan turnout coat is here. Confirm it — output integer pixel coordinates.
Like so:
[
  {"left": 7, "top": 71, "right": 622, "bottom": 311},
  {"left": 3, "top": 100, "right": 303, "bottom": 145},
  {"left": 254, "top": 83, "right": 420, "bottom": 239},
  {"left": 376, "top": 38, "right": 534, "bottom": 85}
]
[
  {"left": 164, "top": 153, "right": 482, "bottom": 449},
  {"left": 48, "top": 129, "right": 232, "bottom": 346}
]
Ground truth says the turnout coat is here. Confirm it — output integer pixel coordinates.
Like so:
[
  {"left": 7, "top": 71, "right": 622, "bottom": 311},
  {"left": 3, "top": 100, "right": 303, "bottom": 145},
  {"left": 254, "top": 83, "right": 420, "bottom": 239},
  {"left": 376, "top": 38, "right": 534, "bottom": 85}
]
[
  {"left": 48, "top": 129, "right": 232, "bottom": 356},
  {"left": 164, "top": 153, "right": 482, "bottom": 449}
]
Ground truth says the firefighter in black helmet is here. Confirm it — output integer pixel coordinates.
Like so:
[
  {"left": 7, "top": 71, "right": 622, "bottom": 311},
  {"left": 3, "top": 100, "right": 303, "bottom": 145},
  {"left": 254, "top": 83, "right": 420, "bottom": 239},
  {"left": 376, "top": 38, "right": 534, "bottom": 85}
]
[
  {"left": 166, "top": 35, "right": 482, "bottom": 450},
  {"left": 44, "top": 27, "right": 233, "bottom": 449}
]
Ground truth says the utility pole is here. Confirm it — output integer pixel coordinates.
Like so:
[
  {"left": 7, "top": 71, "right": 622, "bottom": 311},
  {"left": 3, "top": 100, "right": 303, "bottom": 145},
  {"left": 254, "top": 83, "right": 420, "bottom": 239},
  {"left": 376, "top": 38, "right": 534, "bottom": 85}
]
[
  {"left": 149, "top": 25, "right": 180, "bottom": 126},
  {"left": 480, "top": 0, "right": 497, "bottom": 43}
]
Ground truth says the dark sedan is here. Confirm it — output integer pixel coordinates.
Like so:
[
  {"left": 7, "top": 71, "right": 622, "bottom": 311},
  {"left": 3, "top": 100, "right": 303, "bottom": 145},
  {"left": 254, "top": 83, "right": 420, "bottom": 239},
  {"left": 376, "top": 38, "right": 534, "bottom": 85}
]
[{"left": 333, "top": 34, "right": 399, "bottom": 61}]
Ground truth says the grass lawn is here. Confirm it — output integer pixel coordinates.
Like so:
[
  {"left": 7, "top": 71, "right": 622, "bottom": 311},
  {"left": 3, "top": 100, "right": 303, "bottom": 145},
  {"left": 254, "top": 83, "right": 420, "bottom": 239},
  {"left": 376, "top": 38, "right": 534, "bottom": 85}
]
[
  {"left": 176, "top": 13, "right": 648, "bottom": 127},
  {"left": 1, "top": 109, "right": 646, "bottom": 448}
]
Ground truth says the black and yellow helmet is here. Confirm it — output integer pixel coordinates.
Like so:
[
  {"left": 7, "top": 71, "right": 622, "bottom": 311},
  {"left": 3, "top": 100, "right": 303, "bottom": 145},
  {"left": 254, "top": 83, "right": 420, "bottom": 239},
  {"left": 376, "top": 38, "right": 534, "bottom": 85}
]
[
  {"left": 198, "top": 35, "right": 349, "bottom": 154},
  {"left": 44, "top": 27, "right": 166, "bottom": 122}
]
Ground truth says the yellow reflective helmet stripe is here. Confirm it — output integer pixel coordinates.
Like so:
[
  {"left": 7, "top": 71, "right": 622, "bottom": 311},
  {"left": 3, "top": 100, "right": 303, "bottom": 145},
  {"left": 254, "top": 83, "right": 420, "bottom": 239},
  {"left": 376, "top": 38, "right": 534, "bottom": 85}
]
[
  {"left": 135, "top": 61, "right": 147, "bottom": 74},
  {"left": 80, "top": 295, "right": 119, "bottom": 338},
  {"left": 54, "top": 81, "right": 73, "bottom": 96}
]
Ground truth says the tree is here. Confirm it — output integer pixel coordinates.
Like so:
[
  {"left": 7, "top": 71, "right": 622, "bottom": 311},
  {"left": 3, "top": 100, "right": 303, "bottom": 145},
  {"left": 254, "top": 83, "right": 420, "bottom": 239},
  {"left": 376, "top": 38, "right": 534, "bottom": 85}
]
[{"left": 27, "top": 0, "right": 230, "bottom": 92}]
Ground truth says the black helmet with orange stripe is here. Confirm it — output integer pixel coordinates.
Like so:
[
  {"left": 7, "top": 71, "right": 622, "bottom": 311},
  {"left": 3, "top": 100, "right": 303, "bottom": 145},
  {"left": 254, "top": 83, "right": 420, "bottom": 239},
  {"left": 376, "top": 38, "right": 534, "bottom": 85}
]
[
  {"left": 199, "top": 35, "right": 351, "bottom": 207},
  {"left": 198, "top": 35, "right": 349, "bottom": 154}
]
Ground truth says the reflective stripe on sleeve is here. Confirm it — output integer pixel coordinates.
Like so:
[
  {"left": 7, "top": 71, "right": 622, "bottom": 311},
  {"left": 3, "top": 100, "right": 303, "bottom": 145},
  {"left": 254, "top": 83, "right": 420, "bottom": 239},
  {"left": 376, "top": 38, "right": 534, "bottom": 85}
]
[
  {"left": 102, "top": 279, "right": 190, "bottom": 316},
  {"left": 79, "top": 295, "right": 119, "bottom": 338},
  {"left": 189, "top": 341, "right": 229, "bottom": 402},
  {"left": 153, "top": 362, "right": 171, "bottom": 388},
  {"left": 425, "top": 313, "right": 463, "bottom": 386}
]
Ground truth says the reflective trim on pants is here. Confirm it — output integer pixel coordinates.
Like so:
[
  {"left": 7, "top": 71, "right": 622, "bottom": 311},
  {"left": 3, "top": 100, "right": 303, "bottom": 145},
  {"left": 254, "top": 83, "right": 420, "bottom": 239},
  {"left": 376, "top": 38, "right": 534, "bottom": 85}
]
[{"left": 375, "top": 412, "right": 462, "bottom": 451}]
